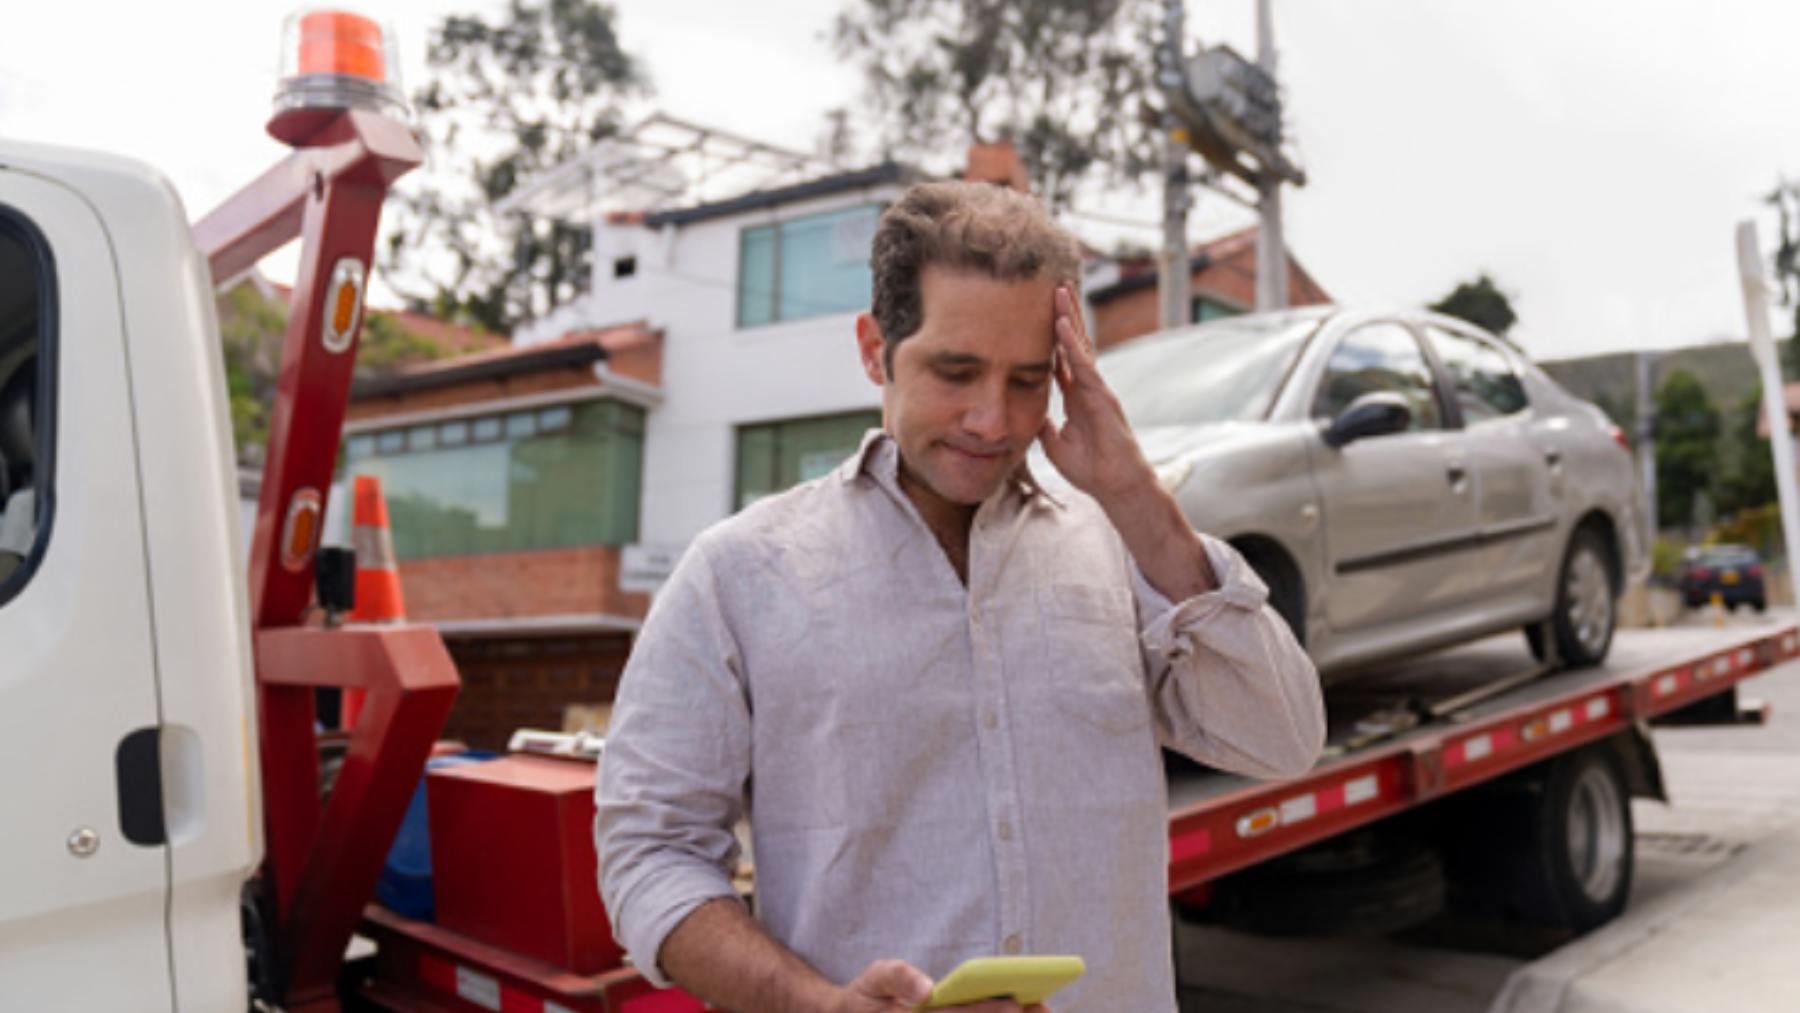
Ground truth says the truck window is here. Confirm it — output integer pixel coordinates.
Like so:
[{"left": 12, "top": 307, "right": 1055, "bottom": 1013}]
[{"left": 0, "top": 208, "right": 52, "bottom": 599}]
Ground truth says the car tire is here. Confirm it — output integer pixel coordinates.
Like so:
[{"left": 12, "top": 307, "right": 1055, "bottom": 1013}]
[
  {"left": 1547, "top": 528, "right": 1617, "bottom": 668},
  {"left": 1236, "top": 541, "right": 1306, "bottom": 649},
  {"left": 1755, "top": 598, "right": 1768, "bottom": 613}
]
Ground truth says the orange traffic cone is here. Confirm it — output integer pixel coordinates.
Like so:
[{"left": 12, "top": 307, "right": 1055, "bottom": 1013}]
[{"left": 342, "top": 474, "right": 407, "bottom": 727}]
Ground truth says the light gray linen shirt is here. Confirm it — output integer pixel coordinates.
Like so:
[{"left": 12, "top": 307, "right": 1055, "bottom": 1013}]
[{"left": 595, "top": 430, "right": 1325, "bottom": 1012}]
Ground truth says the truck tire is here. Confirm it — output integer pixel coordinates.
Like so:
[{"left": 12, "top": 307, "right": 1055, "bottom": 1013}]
[
  {"left": 1440, "top": 745, "right": 1634, "bottom": 933},
  {"left": 1204, "top": 831, "right": 1444, "bottom": 936},
  {"left": 1534, "top": 528, "right": 1617, "bottom": 669}
]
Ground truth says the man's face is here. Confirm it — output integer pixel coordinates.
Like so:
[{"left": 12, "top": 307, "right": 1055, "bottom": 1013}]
[{"left": 856, "top": 266, "right": 1058, "bottom": 511}]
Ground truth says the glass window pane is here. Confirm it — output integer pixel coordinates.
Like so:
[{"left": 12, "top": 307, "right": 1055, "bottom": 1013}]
[
  {"left": 1427, "top": 326, "right": 1529, "bottom": 423},
  {"left": 777, "top": 206, "right": 876, "bottom": 323},
  {"left": 538, "top": 405, "right": 572, "bottom": 432},
  {"left": 341, "top": 400, "right": 646, "bottom": 558},
  {"left": 472, "top": 416, "right": 502, "bottom": 442},
  {"left": 376, "top": 429, "right": 406, "bottom": 454},
  {"left": 0, "top": 211, "right": 48, "bottom": 598},
  {"left": 407, "top": 424, "right": 437, "bottom": 451},
  {"left": 505, "top": 411, "right": 537, "bottom": 439},
  {"left": 345, "top": 434, "right": 374, "bottom": 459},
  {"left": 735, "top": 410, "right": 880, "bottom": 510},
  {"left": 738, "top": 224, "right": 776, "bottom": 328},
  {"left": 439, "top": 419, "right": 469, "bottom": 446},
  {"left": 1313, "top": 322, "right": 1442, "bottom": 430}
]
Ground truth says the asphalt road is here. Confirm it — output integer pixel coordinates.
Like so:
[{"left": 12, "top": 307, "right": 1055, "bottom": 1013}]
[{"left": 1172, "top": 610, "right": 1800, "bottom": 1013}]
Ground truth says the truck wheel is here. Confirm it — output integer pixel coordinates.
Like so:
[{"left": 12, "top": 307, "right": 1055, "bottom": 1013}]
[
  {"left": 1547, "top": 528, "right": 1617, "bottom": 668},
  {"left": 1441, "top": 745, "right": 1633, "bottom": 933}
]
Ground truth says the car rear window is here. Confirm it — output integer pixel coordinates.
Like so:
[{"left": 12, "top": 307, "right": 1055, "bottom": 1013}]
[
  {"left": 1698, "top": 547, "right": 1758, "bottom": 566},
  {"left": 1097, "top": 314, "right": 1323, "bottom": 429}
]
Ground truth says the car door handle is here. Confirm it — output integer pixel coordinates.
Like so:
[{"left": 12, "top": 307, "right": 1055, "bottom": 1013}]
[
  {"left": 1545, "top": 450, "right": 1563, "bottom": 468},
  {"left": 1447, "top": 464, "right": 1468, "bottom": 486},
  {"left": 116, "top": 727, "right": 167, "bottom": 847}
]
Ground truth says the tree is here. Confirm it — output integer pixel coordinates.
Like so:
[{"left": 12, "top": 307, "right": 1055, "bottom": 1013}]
[
  {"left": 384, "top": 1, "right": 647, "bottom": 333},
  {"left": 1716, "top": 385, "right": 1778, "bottom": 518},
  {"left": 830, "top": 0, "right": 1158, "bottom": 208},
  {"left": 1429, "top": 273, "right": 1517, "bottom": 337},
  {"left": 1653, "top": 369, "right": 1721, "bottom": 531}
]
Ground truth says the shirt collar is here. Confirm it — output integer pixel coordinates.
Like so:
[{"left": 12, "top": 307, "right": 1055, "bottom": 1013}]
[{"left": 839, "top": 428, "right": 1064, "bottom": 509}]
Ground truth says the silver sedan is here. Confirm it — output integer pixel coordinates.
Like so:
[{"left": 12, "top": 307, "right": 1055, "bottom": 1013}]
[{"left": 1080, "top": 305, "right": 1650, "bottom": 680}]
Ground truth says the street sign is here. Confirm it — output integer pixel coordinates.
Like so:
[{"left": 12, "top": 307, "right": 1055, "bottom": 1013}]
[{"left": 620, "top": 543, "right": 684, "bottom": 594}]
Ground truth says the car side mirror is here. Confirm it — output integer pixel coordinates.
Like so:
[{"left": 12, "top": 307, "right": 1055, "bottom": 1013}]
[{"left": 1323, "top": 391, "right": 1412, "bottom": 448}]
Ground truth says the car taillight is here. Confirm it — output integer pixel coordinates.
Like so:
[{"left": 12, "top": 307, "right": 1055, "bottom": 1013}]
[
  {"left": 1609, "top": 425, "right": 1630, "bottom": 451},
  {"left": 1692, "top": 567, "right": 1712, "bottom": 580},
  {"left": 1749, "top": 564, "right": 1764, "bottom": 578}
]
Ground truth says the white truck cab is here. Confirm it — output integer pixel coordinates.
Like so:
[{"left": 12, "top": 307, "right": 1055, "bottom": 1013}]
[{"left": 0, "top": 141, "right": 260, "bottom": 1011}]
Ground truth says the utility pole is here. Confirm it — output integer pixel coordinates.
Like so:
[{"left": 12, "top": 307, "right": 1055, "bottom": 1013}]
[
  {"left": 1157, "top": 0, "right": 1193, "bottom": 331},
  {"left": 1253, "top": 0, "right": 1288, "bottom": 310},
  {"left": 1738, "top": 221, "right": 1800, "bottom": 609},
  {"left": 1635, "top": 350, "right": 1658, "bottom": 536}
]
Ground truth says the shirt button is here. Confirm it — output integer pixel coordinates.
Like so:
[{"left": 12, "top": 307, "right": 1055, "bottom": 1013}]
[
  {"left": 1003, "top": 934, "right": 1023, "bottom": 955},
  {"left": 982, "top": 711, "right": 998, "bottom": 730},
  {"left": 997, "top": 820, "right": 1013, "bottom": 842}
]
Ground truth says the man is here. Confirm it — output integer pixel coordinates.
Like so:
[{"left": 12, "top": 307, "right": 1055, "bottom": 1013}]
[{"left": 596, "top": 181, "right": 1326, "bottom": 1012}]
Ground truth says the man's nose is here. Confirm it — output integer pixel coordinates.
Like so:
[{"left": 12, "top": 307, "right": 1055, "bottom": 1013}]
[{"left": 961, "top": 384, "right": 1009, "bottom": 444}]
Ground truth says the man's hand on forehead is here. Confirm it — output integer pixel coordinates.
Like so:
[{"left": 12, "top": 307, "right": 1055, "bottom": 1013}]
[{"left": 1036, "top": 283, "right": 1153, "bottom": 504}]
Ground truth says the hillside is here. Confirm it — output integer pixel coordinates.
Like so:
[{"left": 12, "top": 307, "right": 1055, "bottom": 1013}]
[{"left": 1540, "top": 341, "right": 1763, "bottom": 434}]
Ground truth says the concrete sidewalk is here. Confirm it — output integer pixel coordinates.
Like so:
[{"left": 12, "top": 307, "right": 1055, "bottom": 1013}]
[{"left": 1490, "top": 815, "right": 1800, "bottom": 1013}]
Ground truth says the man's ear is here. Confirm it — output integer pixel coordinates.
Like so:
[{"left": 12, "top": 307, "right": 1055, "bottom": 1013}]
[{"left": 855, "top": 312, "right": 887, "bottom": 386}]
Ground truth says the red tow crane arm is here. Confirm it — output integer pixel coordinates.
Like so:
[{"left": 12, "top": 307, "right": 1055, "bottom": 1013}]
[{"left": 192, "top": 103, "right": 459, "bottom": 1011}]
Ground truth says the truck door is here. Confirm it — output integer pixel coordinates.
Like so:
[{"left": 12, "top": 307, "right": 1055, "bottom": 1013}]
[
  {"left": 0, "top": 168, "right": 174, "bottom": 1010},
  {"left": 1306, "top": 320, "right": 1480, "bottom": 651}
]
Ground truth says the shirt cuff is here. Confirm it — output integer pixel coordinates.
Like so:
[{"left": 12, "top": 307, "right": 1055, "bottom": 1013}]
[
  {"left": 615, "top": 865, "right": 743, "bottom": 989},
  {"left": 1134, "top": 534, "right": 1271, "bottom": 662}
]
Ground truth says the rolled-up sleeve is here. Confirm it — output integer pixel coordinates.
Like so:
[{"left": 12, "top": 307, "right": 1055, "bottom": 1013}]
[
  {"left": 1134, "top": 534, "right": 1326, "bottom": 779},
  {"left": 594, "top": 536, "right": 750, "bottom": 987}
]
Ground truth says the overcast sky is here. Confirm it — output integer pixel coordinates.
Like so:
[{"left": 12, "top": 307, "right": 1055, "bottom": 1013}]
[{"left": 4, "top": 0, "right": 1798, "bottom": 362}]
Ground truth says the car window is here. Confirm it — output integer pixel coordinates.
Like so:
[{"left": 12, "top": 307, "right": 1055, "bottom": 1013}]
[
  {"left": 1311, "top": 322, "right": 1442, "bottom": 430},
  {"left": 1427, "top": 325, "right": 1529, "bottom": 423},
  {"left": 1095, "top": 313, "right": 1322, "bottom": 429},
  {"left": 1698, "top": 546, "right": 1757, "bottom": 567}
]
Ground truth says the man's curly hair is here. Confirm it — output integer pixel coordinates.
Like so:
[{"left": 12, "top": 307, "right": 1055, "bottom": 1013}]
[{"left": 869, "top": 181, "right": 1083, "bottom": 374}]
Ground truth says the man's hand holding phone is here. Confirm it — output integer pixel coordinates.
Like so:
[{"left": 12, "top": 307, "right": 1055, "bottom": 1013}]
[{"left": 830, "top": 955, "right": 1078, "bottom": 1012}]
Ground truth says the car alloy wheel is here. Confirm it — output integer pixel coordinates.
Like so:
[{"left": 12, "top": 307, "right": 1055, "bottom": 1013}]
[{"left": 1565, "top": 543, "right": 1613, "bottom": 661}]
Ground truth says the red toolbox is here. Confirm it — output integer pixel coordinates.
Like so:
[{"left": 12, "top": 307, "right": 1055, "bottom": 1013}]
[{"left": 426, "top": 754, "right": 624, "bottom": 974}]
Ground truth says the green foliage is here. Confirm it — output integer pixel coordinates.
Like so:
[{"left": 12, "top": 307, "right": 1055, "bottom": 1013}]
[
  {"left": 1650, "top": 534, "right": 1687, "bottom": 581},
  {"left": 830, "top": 0, "right": 1158, "bottom": 207},
  {"left": 1711, "top": 504, "right": 1783, "bottom": 562},
  {"left": 385, "top": 1, "right": 648, "bottom": 332},
  {"left": 1429, "top": 273, "right": 1517, "bottom": 337},
  {"left": 215, "top": 285, "right": 460, "bottom": 464},
  {"left": 1653, "top": 369, "right": 1720, "bottom": 530},
  {"left": 1715, "top": 385, "right": 1779, "bottom": 517}
]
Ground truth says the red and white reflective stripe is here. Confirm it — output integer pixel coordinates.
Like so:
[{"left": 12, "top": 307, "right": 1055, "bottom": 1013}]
[
  {"left": 417, "top": 953, "right": 579, "bottom": 1013},
  {"left": 1782, "top": 632, "right": 1797, "bottom": 654},
  {"left": 1444, "top": 693, "right": 1611, "bottom": 768},
  {"left": 1235, "top": 773, "right": 1381, "bottom": 839}
]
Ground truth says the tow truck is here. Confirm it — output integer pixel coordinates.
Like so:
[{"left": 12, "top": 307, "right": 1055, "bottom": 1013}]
[{"left": 1, "top": 10, "right": 1794, "bottom": 1012}]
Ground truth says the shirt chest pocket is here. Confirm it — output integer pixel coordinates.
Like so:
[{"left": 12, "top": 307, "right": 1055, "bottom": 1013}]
[{"left": 1036, "top": 582, "right": 1151, "bottom": 735}]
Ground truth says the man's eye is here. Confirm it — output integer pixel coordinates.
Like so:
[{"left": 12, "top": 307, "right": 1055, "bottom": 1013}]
[
  {"left": 937, "top": 369, "right": 976, "bottom": 384},
  {"left": 1011, "top": 376, "right": 1049, "bottom": 391}
]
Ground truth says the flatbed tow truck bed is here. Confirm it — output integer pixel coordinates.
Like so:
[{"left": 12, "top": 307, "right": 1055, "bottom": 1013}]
[
  {"left": 357, "top": 624, "right": 1800, "bottom": 1013},
  {"left": 1164, "top": 623, "right": 1800, "bottom": 895}
]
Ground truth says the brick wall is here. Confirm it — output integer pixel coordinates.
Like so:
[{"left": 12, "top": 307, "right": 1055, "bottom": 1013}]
[
  {"left": 444, "top": 633, "right": 634, "bottom": 749},
  {"left": 1091, "top": 249, "right": 1332, "bottom": 350},
  {"left": 398, "top": 545, "right": 650, "bottom": 624},
  {"left": 346, "top": 368, "right": 601, "bottom": 424}
]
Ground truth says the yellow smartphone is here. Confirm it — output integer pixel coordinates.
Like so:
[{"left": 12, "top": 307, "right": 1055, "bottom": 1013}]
[{"left": 918, "top": 955, "right": 1085, "bottom": 1009}]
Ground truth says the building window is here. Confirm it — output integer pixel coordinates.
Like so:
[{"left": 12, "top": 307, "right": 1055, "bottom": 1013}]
[
  {"left": 1192, "top": 295, "right": 1243, "bottom": 324},
  {"left": 735, "top": 410, "right": 881, "bottom": 509},
  {"left": 341, "top": 400, "right": 645, "bottom": 558},
  {"left": 737, "top": 205, "right": 879, "bottom": 328}
]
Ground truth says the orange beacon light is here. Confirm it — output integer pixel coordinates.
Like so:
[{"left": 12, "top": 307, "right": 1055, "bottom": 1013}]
[{"left": 270, "top": 7, "right": 407, "bottom": 144}]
